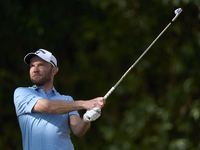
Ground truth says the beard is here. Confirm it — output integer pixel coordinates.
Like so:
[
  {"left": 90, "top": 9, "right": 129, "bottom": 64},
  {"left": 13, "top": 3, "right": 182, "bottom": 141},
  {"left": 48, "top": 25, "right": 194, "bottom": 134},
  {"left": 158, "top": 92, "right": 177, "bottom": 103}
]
[{"left": 30, "top": 68, "right": 52, "bottom": 86}]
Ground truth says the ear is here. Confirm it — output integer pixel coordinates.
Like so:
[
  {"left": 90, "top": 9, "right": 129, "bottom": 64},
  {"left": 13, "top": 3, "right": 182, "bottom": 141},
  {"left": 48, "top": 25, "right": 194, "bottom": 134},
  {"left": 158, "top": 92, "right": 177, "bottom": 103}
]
[{"left": 52, "top": 67, "right": 58, "bottom": 76}]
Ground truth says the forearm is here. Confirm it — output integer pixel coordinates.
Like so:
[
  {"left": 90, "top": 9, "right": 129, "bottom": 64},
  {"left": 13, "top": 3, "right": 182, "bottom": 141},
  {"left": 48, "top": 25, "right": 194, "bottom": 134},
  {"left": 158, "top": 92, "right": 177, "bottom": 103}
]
[
  {"left": 49, "top": 100, "right": 85, "bottom": 114},
  {"left": 73, "top": 119, "right": 91, "bottom": 137},
  {"left": 33, "top": 97, "right": 105, "bottom": 114},
  {"left": 33, "top": 98, "right": 86, "bottom": 114},
  {"left": 70, "top": 115, "right": 91, "bottom": 137}
]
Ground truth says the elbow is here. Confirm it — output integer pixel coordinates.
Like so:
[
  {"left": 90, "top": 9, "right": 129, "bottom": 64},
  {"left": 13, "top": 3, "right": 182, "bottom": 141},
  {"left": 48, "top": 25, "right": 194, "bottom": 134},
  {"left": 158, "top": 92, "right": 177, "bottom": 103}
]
[
  {"left": 43, "top": 100, "right": 57, "bottom": 114},
  {"left": 46, "top": 107, "right": 55, "bottom": 114},
  {"left": 33, "top": 98, "right": 60, "bottom": 114},
  {"left": 47, "top": 104, "right": 58, "bottom": 114},
  {"left": 43, "top": 100, "right": 65, "bottom": 114},
  {"left": 33, "top": 98, "right": 55, "bottom": 114}
]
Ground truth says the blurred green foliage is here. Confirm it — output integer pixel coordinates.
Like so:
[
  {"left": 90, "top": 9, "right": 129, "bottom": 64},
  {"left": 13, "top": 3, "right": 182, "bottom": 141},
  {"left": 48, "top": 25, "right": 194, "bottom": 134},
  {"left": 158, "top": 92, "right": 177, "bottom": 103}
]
[{"left": 0, "top": 0, "right": 200, "bottom": 149}]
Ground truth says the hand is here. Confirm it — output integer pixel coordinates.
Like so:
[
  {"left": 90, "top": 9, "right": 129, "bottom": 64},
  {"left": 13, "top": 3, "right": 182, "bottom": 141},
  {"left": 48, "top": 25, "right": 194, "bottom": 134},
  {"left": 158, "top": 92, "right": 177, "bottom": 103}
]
[
  {"left": 84, "top": 97, "right": 106, "bottom": 110},
  {"left": 83, "top": 107, "right": 101, "bottom": 122}
]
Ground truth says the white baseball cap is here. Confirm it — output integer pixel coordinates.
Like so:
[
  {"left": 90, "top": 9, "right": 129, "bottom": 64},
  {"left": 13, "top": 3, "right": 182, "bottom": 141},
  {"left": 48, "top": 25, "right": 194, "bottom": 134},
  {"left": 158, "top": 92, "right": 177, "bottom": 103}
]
[{"left": 24, "top": 49, "right": 57, "bottom": 67}]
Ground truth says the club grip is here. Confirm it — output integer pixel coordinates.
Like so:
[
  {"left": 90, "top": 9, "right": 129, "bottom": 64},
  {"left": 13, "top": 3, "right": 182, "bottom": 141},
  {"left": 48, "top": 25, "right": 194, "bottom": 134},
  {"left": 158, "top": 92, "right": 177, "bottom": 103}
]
[{"left": 104, "top": 87, "right": 115, "bottom": 100}]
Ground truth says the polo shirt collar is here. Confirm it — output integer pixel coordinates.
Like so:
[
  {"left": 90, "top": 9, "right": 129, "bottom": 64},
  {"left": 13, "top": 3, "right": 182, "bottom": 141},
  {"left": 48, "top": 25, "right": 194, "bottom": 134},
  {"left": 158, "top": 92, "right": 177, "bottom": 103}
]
[{"left": 32, "top": 85, "right": 57, "bottom": 94}]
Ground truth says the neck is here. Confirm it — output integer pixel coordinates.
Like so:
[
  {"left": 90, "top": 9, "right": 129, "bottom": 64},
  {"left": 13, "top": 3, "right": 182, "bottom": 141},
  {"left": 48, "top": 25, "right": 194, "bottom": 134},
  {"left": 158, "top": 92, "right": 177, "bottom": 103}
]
[
  {"left": 36, "top": 81, "right": 54, "bottom": 94},
  {"left": 38, "top": 85, "right": 53, "bottom": 94}
]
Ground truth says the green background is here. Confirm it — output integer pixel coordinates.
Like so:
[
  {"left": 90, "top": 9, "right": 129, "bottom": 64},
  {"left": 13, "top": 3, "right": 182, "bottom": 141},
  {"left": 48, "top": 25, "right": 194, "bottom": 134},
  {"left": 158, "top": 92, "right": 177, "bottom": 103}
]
[{"left": 1, "top": 0, "right": 200, "bottom": 149}]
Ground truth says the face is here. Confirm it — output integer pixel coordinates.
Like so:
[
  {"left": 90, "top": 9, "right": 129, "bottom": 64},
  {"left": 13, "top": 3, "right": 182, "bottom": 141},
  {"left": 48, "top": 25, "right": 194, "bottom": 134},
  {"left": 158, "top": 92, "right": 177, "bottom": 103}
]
[{"left": 29, "top": 56, "right": 54, "bottom": 86}]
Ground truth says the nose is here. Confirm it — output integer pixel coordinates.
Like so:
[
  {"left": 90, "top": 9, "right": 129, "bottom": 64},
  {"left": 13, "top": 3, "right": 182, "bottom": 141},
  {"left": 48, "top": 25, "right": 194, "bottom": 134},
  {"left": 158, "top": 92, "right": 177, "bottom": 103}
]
[{"left": 32, "top": 66, "right": 39, "bottom": 73}]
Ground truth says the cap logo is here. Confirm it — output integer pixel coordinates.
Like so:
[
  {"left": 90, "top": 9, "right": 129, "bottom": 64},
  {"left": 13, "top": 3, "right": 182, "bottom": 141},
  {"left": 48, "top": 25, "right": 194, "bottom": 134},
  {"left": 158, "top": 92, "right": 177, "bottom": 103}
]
[{"left": 35, "top": 49, "right": 46, "bottom": 55}]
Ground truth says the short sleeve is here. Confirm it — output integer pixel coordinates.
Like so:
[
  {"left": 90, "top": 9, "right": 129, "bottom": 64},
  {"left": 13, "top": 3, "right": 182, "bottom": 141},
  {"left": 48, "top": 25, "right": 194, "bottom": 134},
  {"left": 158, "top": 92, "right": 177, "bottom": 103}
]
[{"left": 14, "top": 87, "right": 43, "bottom": 116}]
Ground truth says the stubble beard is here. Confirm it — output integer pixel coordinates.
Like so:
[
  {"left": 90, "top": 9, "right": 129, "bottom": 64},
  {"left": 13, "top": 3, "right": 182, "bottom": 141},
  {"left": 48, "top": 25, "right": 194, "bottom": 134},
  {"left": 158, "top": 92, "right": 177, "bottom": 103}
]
[{"left": 31, "top": 69, "right": 52, "bottom": 87}]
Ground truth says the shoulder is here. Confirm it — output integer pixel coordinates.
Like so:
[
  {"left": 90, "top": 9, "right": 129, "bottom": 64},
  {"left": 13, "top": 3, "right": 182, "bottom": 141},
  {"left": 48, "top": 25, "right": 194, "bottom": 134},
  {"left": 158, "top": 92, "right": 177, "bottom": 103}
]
[
  {"left": 14, "top": 87, "right": 34, "bottom": 93},
  {"left": 14, "top": 87, "right": 28, "bottom": 91},
  {"left": 14, "top": 86, "right": 36, "bottom": 96}
]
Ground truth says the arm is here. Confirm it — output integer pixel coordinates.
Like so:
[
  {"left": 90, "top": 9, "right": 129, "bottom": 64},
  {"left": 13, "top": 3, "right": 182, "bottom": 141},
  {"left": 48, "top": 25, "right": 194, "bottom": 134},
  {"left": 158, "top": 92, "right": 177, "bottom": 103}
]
[
  {"left": 69, "top": 115, "right": 91, "bottom": 137},
  {"left": 32, "top": 97, "right": 105, "bottom": 114}
]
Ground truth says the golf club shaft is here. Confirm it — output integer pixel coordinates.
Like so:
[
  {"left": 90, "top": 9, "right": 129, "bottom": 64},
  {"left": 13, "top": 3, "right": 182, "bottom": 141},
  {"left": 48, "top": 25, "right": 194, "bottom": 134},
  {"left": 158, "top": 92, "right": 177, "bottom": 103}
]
[{"left": 104, "top": 8, "right": 182, "bottom": 100}]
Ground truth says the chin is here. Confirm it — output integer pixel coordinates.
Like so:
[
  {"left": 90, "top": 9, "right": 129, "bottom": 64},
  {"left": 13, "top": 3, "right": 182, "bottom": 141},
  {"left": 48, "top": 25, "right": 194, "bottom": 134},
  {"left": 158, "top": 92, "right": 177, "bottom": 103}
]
[{"left": 31, "top": 80, "right": 44, "bottom": 86}]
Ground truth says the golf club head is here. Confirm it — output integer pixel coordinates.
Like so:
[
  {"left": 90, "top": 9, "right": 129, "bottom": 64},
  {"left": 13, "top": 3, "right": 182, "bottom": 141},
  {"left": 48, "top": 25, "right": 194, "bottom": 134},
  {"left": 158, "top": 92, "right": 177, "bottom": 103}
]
[
  {"left": 174, "top": 8, "right": 182, "bottom": 15},
  {"left": 172, "top": 8, "right": 182, "bottom": 22}
]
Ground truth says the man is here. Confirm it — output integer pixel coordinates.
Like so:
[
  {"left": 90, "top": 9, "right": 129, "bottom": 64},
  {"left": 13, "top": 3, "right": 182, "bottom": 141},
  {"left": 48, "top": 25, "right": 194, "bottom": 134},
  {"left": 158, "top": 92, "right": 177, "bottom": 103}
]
[{"left": 14, "top": 49, "right": 105, "bottom": 150}]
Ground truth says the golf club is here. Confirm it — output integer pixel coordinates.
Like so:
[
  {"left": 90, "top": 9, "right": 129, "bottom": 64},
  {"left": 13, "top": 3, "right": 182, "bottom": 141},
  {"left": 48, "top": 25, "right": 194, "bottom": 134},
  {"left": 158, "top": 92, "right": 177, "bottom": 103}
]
[{"left": 103, "top": 8, "right": 183, "bottom": 100}]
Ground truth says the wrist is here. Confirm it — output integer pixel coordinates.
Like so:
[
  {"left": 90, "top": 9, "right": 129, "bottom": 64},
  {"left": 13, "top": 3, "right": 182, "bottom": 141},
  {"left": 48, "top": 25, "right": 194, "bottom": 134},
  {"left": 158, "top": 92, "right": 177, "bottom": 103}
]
[
  {"left": 73, "top": 100, "right": 85, "bottom": 110},
  {"left": 79, "top": 100, "right": 89, "bottom": 110}
]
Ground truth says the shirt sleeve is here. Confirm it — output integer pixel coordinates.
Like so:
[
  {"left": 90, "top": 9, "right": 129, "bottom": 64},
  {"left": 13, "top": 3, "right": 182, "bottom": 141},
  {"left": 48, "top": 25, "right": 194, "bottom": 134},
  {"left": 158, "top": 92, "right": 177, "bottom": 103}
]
[{"left": 14, "top": 87, "right": 43, "bottom": 116}]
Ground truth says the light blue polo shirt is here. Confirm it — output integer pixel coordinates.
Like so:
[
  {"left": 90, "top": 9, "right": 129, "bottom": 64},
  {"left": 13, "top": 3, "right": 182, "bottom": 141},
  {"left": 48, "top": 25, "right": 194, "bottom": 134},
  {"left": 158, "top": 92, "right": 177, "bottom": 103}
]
[{"left": 14, "top": 86, "right": 80, "bottom": 150}]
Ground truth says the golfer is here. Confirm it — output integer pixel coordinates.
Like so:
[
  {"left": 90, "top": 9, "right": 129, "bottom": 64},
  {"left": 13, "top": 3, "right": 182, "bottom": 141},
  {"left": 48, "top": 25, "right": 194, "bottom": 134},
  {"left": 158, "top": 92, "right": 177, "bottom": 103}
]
[{"left": 14, "top": 49, "right": 105, "bottom": 150}]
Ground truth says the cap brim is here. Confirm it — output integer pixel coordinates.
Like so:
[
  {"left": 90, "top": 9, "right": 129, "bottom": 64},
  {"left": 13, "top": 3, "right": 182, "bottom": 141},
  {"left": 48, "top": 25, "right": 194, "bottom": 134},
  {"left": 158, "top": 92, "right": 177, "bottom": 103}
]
[{"left": 24, "top": 53, "right": 37, "bottom": 65}]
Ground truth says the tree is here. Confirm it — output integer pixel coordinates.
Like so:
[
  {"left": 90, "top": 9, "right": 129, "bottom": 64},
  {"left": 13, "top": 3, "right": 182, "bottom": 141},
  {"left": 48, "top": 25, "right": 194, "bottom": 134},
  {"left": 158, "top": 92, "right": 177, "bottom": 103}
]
[{"left": 0, "top": 0, "right": 200, "bottom": 149}]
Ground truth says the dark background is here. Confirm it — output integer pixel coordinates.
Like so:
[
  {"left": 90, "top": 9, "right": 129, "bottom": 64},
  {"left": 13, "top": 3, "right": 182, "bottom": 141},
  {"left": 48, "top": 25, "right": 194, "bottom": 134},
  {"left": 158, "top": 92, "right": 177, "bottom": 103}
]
[{"left": 1, "top": 0, "right": 200, "bottom": 150}]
